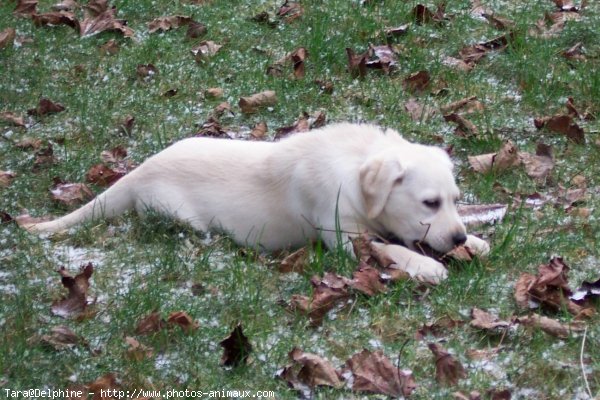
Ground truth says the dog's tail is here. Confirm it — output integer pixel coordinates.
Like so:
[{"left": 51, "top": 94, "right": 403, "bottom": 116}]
[{"left": 24, "top": 173, "right": 137, "bottom": 234}]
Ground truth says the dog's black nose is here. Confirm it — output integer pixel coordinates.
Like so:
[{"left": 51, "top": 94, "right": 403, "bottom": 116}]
[{"left": 452, "top": 232, "right": 467, "bottom": 246}]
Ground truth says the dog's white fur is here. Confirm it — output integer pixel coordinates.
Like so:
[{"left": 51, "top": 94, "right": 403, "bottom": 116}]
[{"left": 26, "top": 123, "right": 489, "bottom": 283}]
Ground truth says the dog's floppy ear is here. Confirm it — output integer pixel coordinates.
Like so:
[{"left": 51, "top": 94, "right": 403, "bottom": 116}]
[{"left": 359, "top": 152, "right": 405, "bottom": 219}]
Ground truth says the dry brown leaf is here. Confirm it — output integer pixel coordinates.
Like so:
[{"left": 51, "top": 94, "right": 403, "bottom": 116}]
[
  {"left": 186, "top": 21, "right": 207, "bottom": 39},
  {"left": 518, "top": 143, "right": 554, "bottom": 182},
  {"left": 441, "top": 96, "right": 484, "bottom": 114},
  {"left": 467, "top": 141, "right": 519, "bottom": 173},
  {"left": 280, "top": 348, "right": 343, "bottom": 390},
  {"left": 50, "top": 182, "right": 94, "bottom": 207},
  {"left": 0, "top": 171, "right": 15, "bottom": 188},
  {"left": 517, "top": 314, "right": 585, "bottom": 338},
  {"left": 84, "top": 0, "right": 108, "bottom": 16},
  {"left": 278, "top": 1, "right": 303, "bottom": 23},
  {"left": 349, "top": 263, "right": 387, "bottom": 296},
  {"left": 38, "top": 325, "right": 86, "bottom": 350},
  {"left": 0, "top": 28, "right": 16, "bottom": 49},
  {"left": 136, "top": 63, "right": 157, "bottom": 78},
  {"left": 15, "top": 137, "right": 42, "bottom": 150},
  {"left": 442, "top": 56, "right": 473, "bottom": 72},
  {"left": 148, "top": 15, "right": 192, "bottom": 33},
  {"left": 33, "top": 143, "right": 56, "bottom": 169},
  {"left": 345, "top": 349, "right": 417, "bottom": 397},
  {"left": 14, "top": 0, "right": 38, "bottom": 16},
  {"left": 220, "top": 323, "right": 252, "bottom": 367},
  {"left": 212, "top": 101, "right": 232, "bottom": 117},
  {"left": 279, "top": 247, "right": 307, "bottom": 273},
  {"left": 32, "top": 11, "right": 79, "bottom": 30},
  {"left": 135, "top": 311, "right": 165, "bottom": 335},
  {"left": 403, "top": 70, "right": 430, "bottom": 93},
  {"left": 101, "top": 145, "right": 127, "bottom": 163},
  {"left": 346, "top": 47, "right": 368, "bottom": 78},
  {"left": 315, "top": 79, "right": 334, "bottom": 94},
  {"left": 290, "top": 47, "right": 308, "bottom": 78},
  {"left": 429, "top": 343, "right": 467, "bottom": 386},
  {"left": 366, "top": 44, "right": 397, "bottom": 73},
  {"left": 239, "top": 90, "right": 277, "bottom": 113},
  {"left": 534, "top": 114, "right": 585, "bottom": 144},
  {"left": 385, "top": 24, "right": 409, "bottom": 38},
  {"left": 0, "top": 111, "right": 25, "bottom": 127},
  {"left": 191, "top": 40, "right": 222, "bottom": 58},
  {"left": 124, "top": 336, "right": 153, "bottom": 361},
  {"left": 194, "top": 117, "right": 231, "bottom": 138},
  {"left": 562, "top": 42, "right": 585, "bottom": 61},
  {"left": 412, "top": 4, "right": 446, "bottom": 25},
  {"left": 310, "top": 110, "right": 327, "bottom": 129},
  {"left": 250, "top": 121, "right": 268, "bottom": 140},
  {"left": 275, "top": 113, "right": 309, "bottom": 139},
  {"left": 405, "top": 97, "right": 437, "bottom": 122},
  {"left": 99, "top": 38, "right": 119, "bottom": 55},
  {"left": 205, "top": 87, "right": 224, "bottom": 99},
  {"left": 28, "top": 98, "right": 65, "bottom": 116},
  {"left": 458, "top": 32, "right": 513, "bottom": 64},
  {"left": 86, "top": 164, "right": 125, "bottom": 187},
  {"left": 470, "top": 308, "right": 510, "bottom": 331},
  {"left": 51, "top": 263, "right": 94, "bottom": 319},
  {"left": 80, "top": 7, "right": 134, "bottom": 38},
  {"left": 444, "top": 113, "right": 479, "bottom": 137},
  {"left": 87, "top": 373, "right": 119, "bottom": 399},
  {"left": 52, "top": 0, "right": 78, "bottom": 12},
  {"left": 167, "top": 311, "right": 198, "bottom": 333},
  {"left": 290, "top": 273, "right": 351, "bottom": 326}
]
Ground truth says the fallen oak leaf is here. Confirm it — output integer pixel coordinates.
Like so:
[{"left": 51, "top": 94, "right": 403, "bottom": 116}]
[
  {"left": 13, "top": 0, "right": 38, "bottom": 16},
  {"left": 167, "top": 311, "right": 198, "bottom": 333},
  {"left": 470, "top": 308, "right": 510, "bottom": 331},
  {"left": 404, "top": 97, "right": 437, "bottom": 122},
  {"left": 0, "top": 171, "right": 16, "bottom": 188},
  {"left": 345, "top": 349, "right": 417, "bottom": 397},
  {"left": 467, "top": 140, "right": 519, "bottom": 173},
  {"left": 32, "top": 11, "right": 79, "bottom": 30},
  {"left": 275, "top": 113, "right": 309, "bottom": 139},
  {"left": 428, "top": 343, "right": 467, "bottom": 386},
  {"left": 346, "top": 47, "right": 368, "bottom": 78},
  {"left": 124, "top": 336, "right": 153, "bottom": 361},
  {"left": 79, "top": 6, "right": 134, "bottom": 38},
  {"left": 403, "top": 70, "right": 430, "bottom": 93},
  {"left": 279, "top": 247, "right": 307, "bottom": 273},
  {"left": 220, "top": 323, "right": 252, "bottom": 367},
  {"left": 186, "top": 21, "right": 207, "bottom": 39},
  {"left": 444, "top": 112, "right": 479, "bottom": 137},
  {"left": 50, "top": 182, "right": 94, "bottom": 207},
  {"left": 279, "top": 347, "right": 343, "bottom": 391},
  {"left": 349, "top": 262, "right": 387, "bottom": 296},
  {"left": 516, "top": 314, "right": 585, "bottom": 338},
  {"left": 51, "top": 263, "right": 94, "bottom": 319},
  {"left": 135, "top": 311, "right": 165, "bottom": 335},
  {"left": 36, "top": 325, "right": 87, "bottom": 350},
  {"left": 86, "top": 164, "right": 124, "bottom": 187},
  {"left": 519, "top": 142, "right": 554, "bottom": 182},
  {"left": 534, "top": 114, "right": 585, "bottom": 144},
  {"left": 278, "top": 1, "right": 303, "bottom": 23},
  {"left": 290, "top": 47, "right": 308, "bottom": 78},
  {"left": 0, "top": 28, "right": 16, "bottom": 49},
  {"left": 289, "top": 273, "right": 351, "bottom": 326},
  {"left": 27, "top": 98, "right": 65, "bottom": 116},
  {"left": 0, "top": 111, "right": 25, "bottom": 127},
  {"left": 366, "top": 44, "right": 398, "bottom": 73},
  {"left": 239, "top": 90, "right": 277, "bottom": 113},
  {"left": 191, "top": 40, "right": 222, "bottom": 59},
  {"left": 148, "top": 15, "right": 192, "bottom": 33},
  {"left": 250, "top": 121, "right": 268, "bottom": 140}
]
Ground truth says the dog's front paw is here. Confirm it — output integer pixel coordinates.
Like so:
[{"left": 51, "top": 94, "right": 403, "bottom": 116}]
[
  {"left": 404, "top": 257, "right": 448, "bottom": 285},
  {"left": 465, "top": 235, "right": 490, "bottom": 257}
]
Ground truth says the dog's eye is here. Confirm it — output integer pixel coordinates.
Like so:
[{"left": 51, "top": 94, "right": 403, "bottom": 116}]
[{"left": 423, "top": 199, "right": 440, "bottom": 209}]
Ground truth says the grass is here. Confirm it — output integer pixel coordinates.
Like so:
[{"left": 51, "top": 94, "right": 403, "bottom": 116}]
[{"left": 1, "top": 0, "right": 600, "bottom": 398}]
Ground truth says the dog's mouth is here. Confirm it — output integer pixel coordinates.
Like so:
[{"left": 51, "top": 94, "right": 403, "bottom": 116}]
[{"left": 412, "top": 240, "right": 446, "bottom": 260}]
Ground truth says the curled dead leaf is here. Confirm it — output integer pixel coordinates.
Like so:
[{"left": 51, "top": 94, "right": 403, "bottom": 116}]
[
  {"left": 403, "top": 70, "right": 430, "bottom": 93},
  {"left": 279, "top": 247, "right": 307, "bottom": 273},
  {"left": 38, "top": 325, "right": 87, "bottom": 350},
  {"left": 51, "top": 263, "right": 94, "bottom": 319},
  {"left": 0, "top": 111, "right": 25, "bottom": 127},
  {"left": 191, "top": 40, "right": 222, "bottom": 59},
  {"left": 205, "top": 87, "right": 224, "bottom": 99},
  {"left": 220, "top": 323, "right": 252, "bottom": 367},
  {"left": 167, "top": 311, "right": 198, "bottom": 333},
  {"left": 444, "top": 113, "right": 479, "bottom": 137},
  {"left": 148, "top": 15, "right": 192, "bottom": 33},
  {"left": 470, "top": 308, "right": 510, "bottom": 331},
  {"left": 405, "top": 98, "right": 437, "bottom": 122},
  {"left": 345, "top": 349, "right": 417, "bottom": 397},
  {"left": 135, "top": 311, "right": 165, "bottom": 335},
  {"left": 50, "top": 182, "right": 94, "bottom": 207},
  {"left": 250, "top": 121, "right": 268, "bottom": 140},
  {"left": 275, "top": 113, "right": 309, "bottom": 139},
  {"left": 517, "top": 314, "right": 585, "bottom": 338},
  {"left": 467, "top": 141, "right": 519, "bottom": 173},
  {"left": 239, "top": 90, "right": 277, "bottom": 113},
  {"left": 28, "top": 98, "right": 65, "bottom": 116},
  {"left": 14, "top": 0, "right": 38, "bottom": 17},
  {"left": 278, "top": 1, "right": 303, "bottom": 23},
  {"left": 429, "top": 343, "right": 467, "bottom": 386},
  {"left": 0, "top": 171, "right": 16, "bottom": 188},
  {"left": 349, "top": 262, "right": 387, "bottom": 296},
  {"left": 80, "top": 6, "right": 134, "bottom": 37},
  {"left": 0, "top": 28, "right": 16, "bottom": 49},
  {"left": 125, "top": 336, "right": 153, "bottom": 361},
  {"left": 346, "top": 47, "right": 368, "bottom": 78},
  {"left": 279, "top": 347, "right": 343, "bottom": 391}
]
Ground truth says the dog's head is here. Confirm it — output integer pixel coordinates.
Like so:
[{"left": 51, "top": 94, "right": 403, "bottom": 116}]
[{"left": 359, "top": 145, "right": 466, "bottom": 254}]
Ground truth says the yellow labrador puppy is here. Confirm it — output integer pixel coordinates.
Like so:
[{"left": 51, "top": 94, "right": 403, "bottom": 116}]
[{"left": 25, "top": 123, "right": 489, "bottom": 283}]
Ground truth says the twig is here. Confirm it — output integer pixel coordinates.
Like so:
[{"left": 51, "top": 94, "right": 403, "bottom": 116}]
[{"left": 580, "top": 325, "right": 593, "bottom": 399}]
